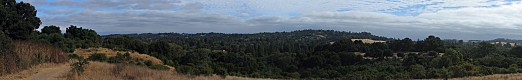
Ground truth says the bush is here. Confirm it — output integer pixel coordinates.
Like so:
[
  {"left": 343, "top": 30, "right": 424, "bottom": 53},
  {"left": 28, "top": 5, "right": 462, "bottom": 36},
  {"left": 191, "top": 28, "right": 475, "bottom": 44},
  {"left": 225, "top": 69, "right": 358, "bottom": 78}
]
[
  {"left": 88, "top": 53, "right": 108, "bottom": 62},
  {"left": 148, "top": 64, "right": 169, "bottom": 70},
  {"left": 108, "top": 53, "right": 132, "bottom": 63},
  {"left": 69, "top": 54, "right": 82, "bottom": 60},
  {"left": 71, "top": 57, "right": 89, "bottom": 75},
  {"left": 0, "top": 35, "right": 19, "bottom": 75}
]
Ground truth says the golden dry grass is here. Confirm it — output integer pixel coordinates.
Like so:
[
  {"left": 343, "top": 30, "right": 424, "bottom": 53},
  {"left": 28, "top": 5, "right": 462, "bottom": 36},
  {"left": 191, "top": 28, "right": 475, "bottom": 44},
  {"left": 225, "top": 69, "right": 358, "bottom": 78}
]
[
  {"left": 66, "top": 62, "right": 269, "bottom": 80},
  {"left": 74, "top": 48, "right": 163, "bottom": 65},
  {"left": 450, "top": 74, "right": 522, "bottom": 80},
  {"left": 0, "top": 62, "right": 69, "bottom": 80},
  {"left": 0, "top": 41, "right": 68, "bottom": 75}
]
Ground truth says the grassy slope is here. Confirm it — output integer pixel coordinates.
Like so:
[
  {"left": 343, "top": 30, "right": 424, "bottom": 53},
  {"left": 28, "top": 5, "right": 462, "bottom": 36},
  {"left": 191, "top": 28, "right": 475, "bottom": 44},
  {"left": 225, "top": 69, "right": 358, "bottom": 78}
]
[
  {"left": 450, "top": 74, "right": 522, "bottom": 80},
  {"left": 70, "top": 48, "right": 269, "bottom": 80},
  {"left": 66, "top": 61, "right": 267, "bottom": 80}
]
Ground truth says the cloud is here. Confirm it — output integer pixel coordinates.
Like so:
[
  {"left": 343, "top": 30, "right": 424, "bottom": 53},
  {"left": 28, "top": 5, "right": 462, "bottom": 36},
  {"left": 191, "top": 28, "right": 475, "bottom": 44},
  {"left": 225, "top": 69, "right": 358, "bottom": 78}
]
[{"left": 17, "top": 0, "right": 522, "bottom": 40}]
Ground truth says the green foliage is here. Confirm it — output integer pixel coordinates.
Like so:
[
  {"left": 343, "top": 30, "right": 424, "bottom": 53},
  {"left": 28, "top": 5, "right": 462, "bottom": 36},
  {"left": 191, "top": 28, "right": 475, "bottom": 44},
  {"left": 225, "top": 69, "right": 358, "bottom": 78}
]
[
  {"left": 448, "top": 62, "right": 478, "bottom": 77},
  {"left": 65, "top": 25, "right": 102, "bottom": 48},
  {"left": 0, "top": 0, "right": 41, "bottom": 39},
  {"left": 41, "top": 25, "right": 61, "bottom": 34},
  {"left": 99, "top": 30, "right": 522, "bottom": 79},
  {"left": 108, "top": 52, "right": 132, "bottom": 63},
  {"left": 32, "top": 53, "right": 47, "bottom": 64},
  {"left": 510, "top": 46, "right": 522, "bottom": 57},
  {"left": 0, "top": 35, "right": 14, "bottom": 53},
  {"left": 473, "top": 42, "right": 498, "bottom": 58},
  {"left": 87, "top": 53, "right": 108, "bottom": 62},
  {"left": 103, "top": 36, "right": 149, "bottom": 54},
  {"left": 148, "top": 40, "right": 184, "bottom": 65},
  {"left": 177, "top": 63, "right": 214, "bottom": 76},
  {"left": 71, "top": 56, "right": 89, "bottom": 75},
  {"left": 415, "top": 35, "right": 444, "bottom": 52},
  {"left": 148, "top": 64, "right": 169, "bottom": 70},
  {"left": 389, "top": 38, "right": 414, "bottom": 52},
  {"left": 409, "top": 64, "right": 426, "bottom": 78},
  {"left": 68, "top": 54, "right": 81, "bottom": 60}
]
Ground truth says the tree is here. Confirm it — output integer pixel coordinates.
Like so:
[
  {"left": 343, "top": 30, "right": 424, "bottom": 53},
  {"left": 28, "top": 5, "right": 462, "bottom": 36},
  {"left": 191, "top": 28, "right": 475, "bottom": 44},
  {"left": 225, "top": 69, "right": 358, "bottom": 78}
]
[
  {"left": 0, "top": 0, "right": 41, "bottom": 39},
  {"left": 509, "top": 46, "right": 522, "bottom": 57},
  {"left": 0, "top": 35, "right": 20, "bottom": 74},
  {"left": 390, "top": 38, "right": 414, "bottom": 52},
  {"left": 418, "top": 35, "right": 444, "bottom": 52},
  {"left": 367, "top": 42, "right": 390, "bottom": 59},
  {"left": 41, "top": 25, "right": 61, "bottom": 34},
  {"left": 149, "top": 40, "right": 184, "bottom": 64},
  {"left": 409, "top": 64, "right": 426, "bottom": 78},
  {"left": 472, "top": 42, "right": 497, "bottom": 58},
  {"left": 87, "top": 53, "right": 108, "bottom": 62},
  {"left": 64, "top": 25, "right": 102, "bottom": 48}
]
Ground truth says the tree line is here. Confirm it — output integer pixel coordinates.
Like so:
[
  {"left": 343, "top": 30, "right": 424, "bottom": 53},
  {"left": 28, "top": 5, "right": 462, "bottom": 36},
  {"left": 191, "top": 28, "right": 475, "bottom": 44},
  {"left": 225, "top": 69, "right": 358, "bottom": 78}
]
[
  {"left": 4, "top": 0, "right": 522, "bottom": 79},
  {"left": 105, "top": 31, "right": 522, "bottom": 79}
]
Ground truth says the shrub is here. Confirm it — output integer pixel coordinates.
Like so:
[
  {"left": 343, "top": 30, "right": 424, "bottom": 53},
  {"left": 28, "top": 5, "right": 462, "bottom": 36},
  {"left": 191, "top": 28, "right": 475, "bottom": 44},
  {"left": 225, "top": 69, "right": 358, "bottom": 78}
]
[
  {"left": 69, "top": 54, "right": 81, "bottom": 60},
  {"left": 88, "top": 53, "right": 108, "bottom": 62},
  {"left": 71, "top": 57, "right": 89, "bottom": 75},
  {"left": 0, "top": 35, "right": 19, "bottom": 75},
  {"left": 108, "top": 52, "right": 132, "bottom": 63},
  {"left": 148, "top": 64, "right": 169, "bottom": 70}
]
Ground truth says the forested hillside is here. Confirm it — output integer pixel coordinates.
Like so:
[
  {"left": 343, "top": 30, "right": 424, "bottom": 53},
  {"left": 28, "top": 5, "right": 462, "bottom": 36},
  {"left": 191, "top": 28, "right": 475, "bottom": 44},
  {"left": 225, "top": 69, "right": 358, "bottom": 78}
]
[
  {"left": 4, "top": 0, "right": 522, "bottom": 79},
  {"left": 103, "top": 30, "right": 522, "bottom": 79}
]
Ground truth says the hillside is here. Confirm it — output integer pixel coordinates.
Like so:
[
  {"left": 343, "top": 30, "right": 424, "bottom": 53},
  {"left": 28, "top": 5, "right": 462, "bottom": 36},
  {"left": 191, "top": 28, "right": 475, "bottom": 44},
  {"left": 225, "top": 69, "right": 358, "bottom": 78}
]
[
  {"left": 106, "top": 30, "right": 392, "bottom": 50},
  {"left": 450, "top": 74, "right": 522, "bottom": 80},
  {"left": 74, "top": 48, "right": 164, "bottom": 65},
  {"left": 66, "top": 62, "right": 268, "bottom": 80},
  {"left": 109, "top": 30, "right": 392, "bottom": 42}
]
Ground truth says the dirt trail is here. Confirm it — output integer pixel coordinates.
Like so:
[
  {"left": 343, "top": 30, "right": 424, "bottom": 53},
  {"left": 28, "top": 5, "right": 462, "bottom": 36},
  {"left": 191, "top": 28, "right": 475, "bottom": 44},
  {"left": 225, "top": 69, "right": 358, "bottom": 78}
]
[
  {"left": 23, "top": 63, "right": 70, "bottom": 80},
  {"left": 0, "top": 63, "right": 70, "bottom": 80}
]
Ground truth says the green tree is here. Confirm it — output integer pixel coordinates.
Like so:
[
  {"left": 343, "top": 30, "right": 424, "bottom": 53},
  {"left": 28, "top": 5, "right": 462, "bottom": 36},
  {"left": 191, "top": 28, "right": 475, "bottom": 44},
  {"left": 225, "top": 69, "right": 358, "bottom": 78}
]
[
  {"left": 417, "top": 35, "right": 444, "bottom": 52},
  {"left": 64, "top": 25, "right": 102, "bottom": 48},
  {"left": 409, "top": 64, "right": 426, "bottom": 78},
  {"left": 87, "top": 53, "right": 108, "bottom": 62},
  {"left": 473, "top": 42, "right": 497, "bottom": 58},
  {"left": 509, "top": 46, "right": 522, "bottom": 57},
  {"left": 149, "top": 40, "right": 184, "bottom": 63},
  {"left": 0, "top": 0, "right": 41, "bottom": 39},
  {"left": 41, "top": 25, "right": 61, "bottom": 34}
]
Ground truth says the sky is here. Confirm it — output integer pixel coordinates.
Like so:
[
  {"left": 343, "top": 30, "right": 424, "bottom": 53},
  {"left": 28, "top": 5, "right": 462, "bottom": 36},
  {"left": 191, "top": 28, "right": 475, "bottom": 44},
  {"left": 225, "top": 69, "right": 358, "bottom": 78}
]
[{"left": 16, "top": 0, "right": 522, "bottom": 40}]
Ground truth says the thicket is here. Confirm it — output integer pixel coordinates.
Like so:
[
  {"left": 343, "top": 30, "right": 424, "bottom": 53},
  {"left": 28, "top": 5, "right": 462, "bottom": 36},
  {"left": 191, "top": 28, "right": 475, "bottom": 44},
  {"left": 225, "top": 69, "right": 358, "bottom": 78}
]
[{"left": 105, "top": 32, "right": 522, "bottom": 79}]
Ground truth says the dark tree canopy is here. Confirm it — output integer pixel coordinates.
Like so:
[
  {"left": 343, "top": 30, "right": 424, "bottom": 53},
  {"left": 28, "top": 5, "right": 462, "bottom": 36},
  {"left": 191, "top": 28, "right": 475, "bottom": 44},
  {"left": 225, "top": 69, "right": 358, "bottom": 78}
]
[
  {"left": 416, "top": 35, "right": 444, "bottom": 52},
  {"left": 0, "top": 0, "right": 41, "bottom": 39},
  {"left": 41, "top": 25, "right": 61, "bottom": 34}
]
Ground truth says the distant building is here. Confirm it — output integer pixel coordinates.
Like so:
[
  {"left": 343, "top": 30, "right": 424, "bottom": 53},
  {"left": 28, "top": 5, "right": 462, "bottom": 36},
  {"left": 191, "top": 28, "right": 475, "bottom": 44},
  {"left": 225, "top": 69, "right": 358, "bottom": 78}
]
[
  {"left": 468, "top": 40, "right": 483, "bottom": 43},
  {"left": 491, "top": 42, "right": 517, "bottom": 47},
  {"left": 351, "top": 39, "right": 386, "bottom": 44}
]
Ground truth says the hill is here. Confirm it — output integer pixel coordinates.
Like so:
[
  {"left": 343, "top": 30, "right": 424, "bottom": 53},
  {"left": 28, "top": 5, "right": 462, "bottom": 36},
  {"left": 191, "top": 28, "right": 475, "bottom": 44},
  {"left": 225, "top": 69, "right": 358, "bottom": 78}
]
[
  {"left": 66, "top": 62, "right": 268, "bottom": 80},
  {"left": 74, "top": 48, "right": 164, "bottom": 66},
  {"left": 108, "top": 29, "right": 391, "bottom": 42}
]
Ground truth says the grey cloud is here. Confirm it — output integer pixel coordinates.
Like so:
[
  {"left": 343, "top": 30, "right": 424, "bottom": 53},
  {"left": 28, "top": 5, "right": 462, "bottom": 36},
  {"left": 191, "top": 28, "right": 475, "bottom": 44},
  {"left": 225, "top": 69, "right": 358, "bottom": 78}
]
[
  {"left": 43, "top": 0, "right": 185, "bottom": 11},
  {"left": 21, "top": 0, "right": 522, "bottom": 40},
  {"left": 39, "top": 8, "right": 522, "bottom": 40},
  {"left": 41, "top": 9, "right": 76, "bottom": 15}
]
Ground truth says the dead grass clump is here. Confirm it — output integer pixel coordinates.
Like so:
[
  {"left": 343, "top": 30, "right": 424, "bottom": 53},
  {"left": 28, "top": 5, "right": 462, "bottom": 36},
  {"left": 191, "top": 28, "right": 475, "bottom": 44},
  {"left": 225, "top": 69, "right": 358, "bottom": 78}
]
[
  {"left": 0, "top": 41, "right": 68, "bottom": 75},
  {"left": 13, "top": 41, "right": 68, "bottom": 64},
  {"left": 74, "top": 48, "right": 163, "bottom": 65},
  {"left": 450, "top": 74, "right": 522, "bottom": 80},
  {"left": 68, "top": 62, "right": 268, "bottom": 80}
]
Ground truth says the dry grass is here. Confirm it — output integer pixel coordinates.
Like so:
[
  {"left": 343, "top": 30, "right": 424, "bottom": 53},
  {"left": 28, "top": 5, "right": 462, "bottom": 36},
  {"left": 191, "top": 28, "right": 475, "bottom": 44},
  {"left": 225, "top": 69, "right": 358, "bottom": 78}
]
[
  {"left": 66, "top": 62, "right": 269, "bottom": 80},
  {"left": 0, "top": 41, "right": 68, "bottom": 75},
  {"left": 74, "top": 48, "right": 163, "bottom": 65},
  {"left": 0, "top": 62, "right": 69, "bottom": 80},
  {"left": 450, "top": 74, "right": 522, "bottom": 80}
]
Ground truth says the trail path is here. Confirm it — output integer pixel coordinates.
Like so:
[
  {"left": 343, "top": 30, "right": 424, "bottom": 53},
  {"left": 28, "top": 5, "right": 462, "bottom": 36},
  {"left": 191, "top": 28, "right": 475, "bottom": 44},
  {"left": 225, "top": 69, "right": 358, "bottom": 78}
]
[
  {"left": 0, "top": 63, "right": 70, "bottom": 80},
  {"left": 23, "top": 63, "right": 70, "bottom": 80}
]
